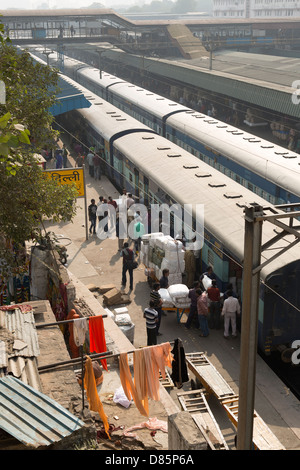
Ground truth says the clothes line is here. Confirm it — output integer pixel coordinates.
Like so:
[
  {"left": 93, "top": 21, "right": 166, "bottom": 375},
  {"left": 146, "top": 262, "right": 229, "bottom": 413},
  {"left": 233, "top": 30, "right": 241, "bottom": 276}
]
[
  {"left": 37, "top": 340, "right": 179, "bottom": 372},
  {"left": 35, "top": 314, "right": 108, "bottom": 329}
]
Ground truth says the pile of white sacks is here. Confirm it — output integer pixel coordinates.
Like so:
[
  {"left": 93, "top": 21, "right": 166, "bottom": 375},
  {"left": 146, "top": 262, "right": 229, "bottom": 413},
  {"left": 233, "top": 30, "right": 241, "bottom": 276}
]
[
  {"left": 140, "top": 232, "right": 185, "bottom": 285},
  {"left": 159, "top": 284, "right": 191, "bottom": 309}
]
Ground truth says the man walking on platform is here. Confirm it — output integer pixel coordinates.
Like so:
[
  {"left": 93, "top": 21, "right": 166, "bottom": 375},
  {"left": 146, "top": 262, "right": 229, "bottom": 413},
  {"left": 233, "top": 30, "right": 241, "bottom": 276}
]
[
  {"left": 221, "top": 290, "right": 240, "bottom": 339},
  {"left": 144, "top": 300, "right": 158, "bottom": 346},
  {"left": 88, "top": 199, "right": 97, "bottom": 235},
  {"left": 121, "top": 242, "right": 135, "bottom": 293}
]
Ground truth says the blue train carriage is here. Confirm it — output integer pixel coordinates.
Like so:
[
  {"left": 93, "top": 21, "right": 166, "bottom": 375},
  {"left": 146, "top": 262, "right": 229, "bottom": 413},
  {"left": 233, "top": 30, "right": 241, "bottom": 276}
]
[
  {"left": 71, "top": 54, "right": 300, "bottom": 207},
  {"left": 260, "top": 245, "right": 300, "bottom": 357},
  {"left": 109, "top": 131, "right": 300, "bottom": 357},
  {"left": 77, "top": 95, "right": 156, "bottom": 188},
  {"left": 39, "top": 52, "right": 300, "bottom": 206},
  {"left": 166, "top": 111, "right": 300, "bottom": 205},
  {"left": 52, "top": 67, "right": 300, "bottom": 359}
]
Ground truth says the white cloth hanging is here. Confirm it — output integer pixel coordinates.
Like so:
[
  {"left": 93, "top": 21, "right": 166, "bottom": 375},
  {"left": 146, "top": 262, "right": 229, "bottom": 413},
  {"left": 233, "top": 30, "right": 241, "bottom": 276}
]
[{"left": 73, "top": 317, "right": 88, "bottom": 346}]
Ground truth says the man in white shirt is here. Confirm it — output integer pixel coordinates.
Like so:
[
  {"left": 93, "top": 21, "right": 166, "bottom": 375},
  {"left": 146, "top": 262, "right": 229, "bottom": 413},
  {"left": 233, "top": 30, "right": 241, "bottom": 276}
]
[
  {"left": 221, "top": 290, "right": 240, "bottom": 339},
  {"left": 86, "top": 148, "right": 95, "bottom": 177}
]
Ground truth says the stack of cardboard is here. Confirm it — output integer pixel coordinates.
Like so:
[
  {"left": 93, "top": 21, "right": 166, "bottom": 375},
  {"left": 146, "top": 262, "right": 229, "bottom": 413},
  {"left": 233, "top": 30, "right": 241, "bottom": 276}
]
[{"left": 102, "top": 286, "right": 131, "bottom": 306}]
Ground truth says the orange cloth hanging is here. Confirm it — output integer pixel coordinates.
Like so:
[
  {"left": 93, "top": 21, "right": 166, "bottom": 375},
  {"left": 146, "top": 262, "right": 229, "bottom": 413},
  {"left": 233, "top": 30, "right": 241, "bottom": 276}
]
[
  {"left": 88, "top": 315, "right": 108, "bottom": 371},
  {"left": 133, "top": 349, "right": 149, "bottom": 416},
  {"left": 151, "top": 342, "right": 173, "bottom": 379},
  {"left": 66, "top": 309, "right": 80, "bottom": 358},
  {"left": 118, "top": 343, "right": 173, "bottom": 418},
  {"left": 84, "top": 356, "right": 110, "bottom": 439},
  {"left": 119, "top": 352, "right": 148, "bottom": 417}
]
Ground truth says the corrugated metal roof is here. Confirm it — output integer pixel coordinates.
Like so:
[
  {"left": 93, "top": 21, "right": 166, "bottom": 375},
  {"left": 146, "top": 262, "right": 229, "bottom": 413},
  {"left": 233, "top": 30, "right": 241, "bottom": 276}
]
[
  {"left": 2, "top": 307, "right": 40, "bottom": 357},
  {"left": 0, "top": 376, "right": 84, "bottom": 448},
  {"left": 0, "top": 308, "right": 42, "bottom": 389}
]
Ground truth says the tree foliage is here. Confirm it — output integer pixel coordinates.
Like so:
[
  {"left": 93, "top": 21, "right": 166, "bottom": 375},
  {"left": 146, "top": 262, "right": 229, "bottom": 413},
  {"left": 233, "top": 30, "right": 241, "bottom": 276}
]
[
  {"left": 0, "top": 41, "right": 59, "bottom": 152},
  {"left": 0, "top": 19, "right": 78, "bottom": 274}
]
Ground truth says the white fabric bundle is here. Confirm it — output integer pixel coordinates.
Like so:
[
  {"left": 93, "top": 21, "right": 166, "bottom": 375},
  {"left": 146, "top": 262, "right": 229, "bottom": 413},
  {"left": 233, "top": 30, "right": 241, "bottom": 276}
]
[
  {"left": 202, "top": 275, "right": 212, "bottom": 290},
  {"left": 168, "top": 284, "right": 190, "bottom": 307},
  {"left": 159, "top": 288, "right": 174, "bottom": 307}
]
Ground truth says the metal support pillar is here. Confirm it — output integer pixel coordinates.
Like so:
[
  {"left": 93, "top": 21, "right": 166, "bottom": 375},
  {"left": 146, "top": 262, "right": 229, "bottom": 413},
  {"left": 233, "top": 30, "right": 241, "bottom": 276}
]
[{"left": 237, "top": 204, "right": 263, "bottom": 450}]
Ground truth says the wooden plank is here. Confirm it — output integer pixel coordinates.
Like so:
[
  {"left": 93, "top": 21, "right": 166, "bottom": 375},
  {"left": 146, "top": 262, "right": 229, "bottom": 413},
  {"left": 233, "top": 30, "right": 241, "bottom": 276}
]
[{"left": 177, "top": 389, "right": 229, "bottom": 450}]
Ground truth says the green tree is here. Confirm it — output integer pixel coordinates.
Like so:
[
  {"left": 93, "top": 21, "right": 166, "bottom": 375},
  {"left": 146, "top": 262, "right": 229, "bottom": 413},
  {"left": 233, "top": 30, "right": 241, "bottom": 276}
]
[
  {"left": 0, "top": 21, "right": 77, "bottom": 277},
  {"left": 0, "top": 41, "right": 59, "bottom": 152}
]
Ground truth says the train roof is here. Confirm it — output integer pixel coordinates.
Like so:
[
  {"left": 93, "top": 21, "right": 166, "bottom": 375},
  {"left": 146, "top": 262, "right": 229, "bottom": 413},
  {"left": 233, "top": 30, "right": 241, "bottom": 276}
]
[
  {"left": 168, "top": 111, "right": 300, "bottom": 198},
  {"left": 112, "top": 130, "right": 299, "bottom": 281},
  {"left": 29, "top": 52, "right": 154, "bottom": 141},
  {"left": 30, "top": 51, "right": 300, "bottom": 281},
  {"left": 65, "top": 56, "right": 300, "bottom": 199},
  {"left": 59, "top": 57, "right": 190, "bottom": 119}
]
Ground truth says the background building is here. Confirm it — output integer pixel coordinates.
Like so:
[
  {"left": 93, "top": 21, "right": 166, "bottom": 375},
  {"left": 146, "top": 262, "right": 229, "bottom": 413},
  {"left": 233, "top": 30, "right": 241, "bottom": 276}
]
[{"left": 213, "top": 0, "right": 300, "bottom": 18}]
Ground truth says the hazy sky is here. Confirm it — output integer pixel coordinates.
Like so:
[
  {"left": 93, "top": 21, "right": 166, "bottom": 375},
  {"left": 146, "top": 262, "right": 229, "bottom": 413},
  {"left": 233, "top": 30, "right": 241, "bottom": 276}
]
[{"left": 0, "top": 0, "right": 141, "bottom": 8}]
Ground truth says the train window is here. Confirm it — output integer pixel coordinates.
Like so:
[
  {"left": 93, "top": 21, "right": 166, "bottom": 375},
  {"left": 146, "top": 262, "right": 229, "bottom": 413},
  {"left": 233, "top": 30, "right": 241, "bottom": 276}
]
[
  {"left": 269, "top": 196, "right": 276, "bottom": 204},
  {"left": 236, "top": 175, "right": 241, "bottom": 184},
  {"left": 208, "top": 250, "right": 214, "bottom": 268},
  {"left": 248, "top": 183, "right": 253, "bottom": 192}
]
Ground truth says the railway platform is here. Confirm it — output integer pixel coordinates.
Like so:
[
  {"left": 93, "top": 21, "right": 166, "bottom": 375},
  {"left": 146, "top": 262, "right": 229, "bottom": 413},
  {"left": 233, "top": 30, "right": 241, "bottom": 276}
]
[{"left": 43, "top": 147, "right": 300, "bottom": 450}]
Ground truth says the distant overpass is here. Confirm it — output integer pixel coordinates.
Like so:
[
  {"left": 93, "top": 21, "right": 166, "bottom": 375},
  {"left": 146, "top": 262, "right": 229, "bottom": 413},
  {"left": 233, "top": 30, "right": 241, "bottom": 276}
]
[{"left": 2, "top": 9, "right": 300, "bottom": 57}]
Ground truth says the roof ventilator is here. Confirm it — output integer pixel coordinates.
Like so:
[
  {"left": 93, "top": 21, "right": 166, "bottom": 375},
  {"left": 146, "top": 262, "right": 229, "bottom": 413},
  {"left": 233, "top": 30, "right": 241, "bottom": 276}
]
[
  {"left": 195, "top": 172, "right": 212, "bottom": 178},
  {"left": 208, "top": 181, "right": 227, "bottom": 188},
  {"left": 223, "top": 192, "right": 243, "bottom": 199},
  {"left": 183, "top": 165, "right": 199, "bottom": 169}
]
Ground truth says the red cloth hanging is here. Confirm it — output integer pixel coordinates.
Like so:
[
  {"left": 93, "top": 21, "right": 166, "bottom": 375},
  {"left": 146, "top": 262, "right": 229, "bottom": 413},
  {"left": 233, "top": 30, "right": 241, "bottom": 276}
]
[{"left": 89, "top": 315, "right": 108, "bottom": 371}]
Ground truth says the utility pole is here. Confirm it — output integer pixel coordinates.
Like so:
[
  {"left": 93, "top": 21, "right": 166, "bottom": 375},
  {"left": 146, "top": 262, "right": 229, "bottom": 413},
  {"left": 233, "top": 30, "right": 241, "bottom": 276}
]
[
  {"left": 237, "top": 202, "right": 300, "bottom": 450},
  {"left": 237, "top": 203, "right": 263, "bottom": 450}
]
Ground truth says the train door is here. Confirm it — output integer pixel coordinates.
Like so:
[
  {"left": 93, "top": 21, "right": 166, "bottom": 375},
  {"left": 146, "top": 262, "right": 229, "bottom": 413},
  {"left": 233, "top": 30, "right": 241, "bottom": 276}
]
[
  {"left": 144, "top": 176, "right": 149, "bottom": 207},
  {"left": 134, "top": 168, "right": 139, "bottom": 201},
  {"left": 228, "top": 258, "right": 242, "bottom": 298}
]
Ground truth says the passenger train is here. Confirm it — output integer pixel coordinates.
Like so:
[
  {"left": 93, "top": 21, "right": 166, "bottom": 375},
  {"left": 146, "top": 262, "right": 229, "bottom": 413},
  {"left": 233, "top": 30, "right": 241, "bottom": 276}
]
[
  {"left": 48, "top": 65, "right": 300, "bottom": 362},
  {"left": 41, "top": 53, "right": 300, "bottom": 207}
]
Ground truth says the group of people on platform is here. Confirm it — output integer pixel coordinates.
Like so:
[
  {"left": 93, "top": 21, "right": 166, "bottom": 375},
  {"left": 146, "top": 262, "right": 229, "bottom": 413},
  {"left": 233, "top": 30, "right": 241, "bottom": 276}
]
[{"left": 185, "top": 266, "right": 240, "bottom": 340}]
